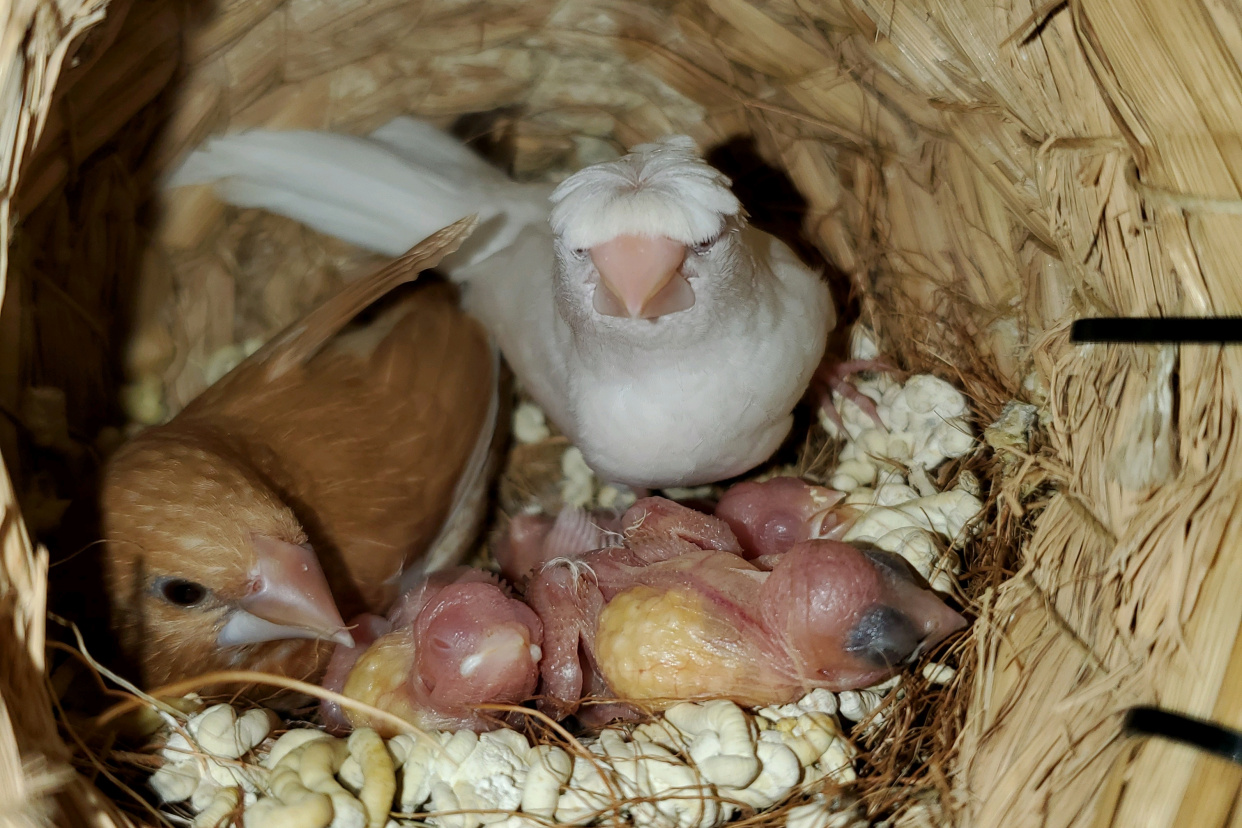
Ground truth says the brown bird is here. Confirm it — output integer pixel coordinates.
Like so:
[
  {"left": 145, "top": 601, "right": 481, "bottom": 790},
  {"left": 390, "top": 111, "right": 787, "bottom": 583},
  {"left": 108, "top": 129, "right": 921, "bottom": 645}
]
[{"left": 99, "top": 217, "right": 499, "bottom": 694}]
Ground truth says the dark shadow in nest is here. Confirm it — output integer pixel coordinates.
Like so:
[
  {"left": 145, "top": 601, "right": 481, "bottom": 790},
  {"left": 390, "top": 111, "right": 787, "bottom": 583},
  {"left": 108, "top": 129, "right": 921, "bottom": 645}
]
[
  {"left": 6, "top": 0, "right": 204, "bottom": 726},
  {"left": 449, "top": 107, "right": 526, "bottom": 176},
  {"left": 0, "top": 0, "right": 225, "bottom": 821},
  {"left": 704, "top": 136, "right": 858, "bottom": 479},
  {"left": 705, "top": 135, "right": 857, "bottom": 317}
]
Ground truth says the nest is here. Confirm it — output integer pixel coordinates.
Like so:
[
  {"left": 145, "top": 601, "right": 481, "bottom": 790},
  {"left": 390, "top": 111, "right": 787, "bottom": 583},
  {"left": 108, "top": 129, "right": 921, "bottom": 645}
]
[{"left": 3, "top": 0, "right": 1241, "bottom": 826}]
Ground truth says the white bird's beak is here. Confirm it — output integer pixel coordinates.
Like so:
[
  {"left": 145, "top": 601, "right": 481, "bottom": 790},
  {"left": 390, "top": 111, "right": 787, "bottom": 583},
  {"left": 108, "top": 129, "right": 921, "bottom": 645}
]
[
  {"left": 590, "top": 234, "right": 695, "bottom": 319},
  {"left": 217, "top": 535, "right": 355, "bottom": 648}
]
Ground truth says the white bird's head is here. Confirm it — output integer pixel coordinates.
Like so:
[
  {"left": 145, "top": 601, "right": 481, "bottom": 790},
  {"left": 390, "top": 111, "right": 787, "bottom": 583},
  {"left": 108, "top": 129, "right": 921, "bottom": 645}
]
[{"left": 549, "top": 136, "right": 750, "bottom": 338}]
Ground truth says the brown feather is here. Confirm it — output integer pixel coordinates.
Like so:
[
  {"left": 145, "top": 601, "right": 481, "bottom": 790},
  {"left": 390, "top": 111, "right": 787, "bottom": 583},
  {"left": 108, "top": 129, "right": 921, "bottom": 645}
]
[
  {"left": 99, "top": 221, "right": 497, "bottom": 694},
  {"left": 247, "top": 215, "right": 479, "bottom": 380}
]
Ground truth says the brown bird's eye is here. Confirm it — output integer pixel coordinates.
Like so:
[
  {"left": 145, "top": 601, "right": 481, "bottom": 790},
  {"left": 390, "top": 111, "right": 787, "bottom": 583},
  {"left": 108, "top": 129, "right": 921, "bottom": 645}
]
[{"left": 158, "top": 578, "right": 208, "bottom": 607}]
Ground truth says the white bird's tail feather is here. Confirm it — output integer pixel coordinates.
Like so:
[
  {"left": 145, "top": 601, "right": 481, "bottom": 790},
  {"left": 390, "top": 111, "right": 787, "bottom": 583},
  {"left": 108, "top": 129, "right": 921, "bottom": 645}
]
[{"left": 167, "top": 117, "right": 552, "bottom": 274}]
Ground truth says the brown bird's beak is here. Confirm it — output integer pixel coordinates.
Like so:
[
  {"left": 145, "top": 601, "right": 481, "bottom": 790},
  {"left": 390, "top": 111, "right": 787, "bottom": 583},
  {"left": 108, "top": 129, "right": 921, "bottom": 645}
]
[
  {"left": 217, "top": 535, "right": 355, "bottom": 648},
  {"left": 591, "top": 234, "right": 695, "bottom": 320}
]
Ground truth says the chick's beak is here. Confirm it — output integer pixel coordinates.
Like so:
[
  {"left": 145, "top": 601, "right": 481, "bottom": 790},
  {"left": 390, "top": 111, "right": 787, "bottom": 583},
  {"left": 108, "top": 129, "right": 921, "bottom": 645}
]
[
  {"left": 217, "top": 535, "right": 355, "bottom": 648},
  {"left": 591, "top": 234, "right": 694, "bottom": 320}
]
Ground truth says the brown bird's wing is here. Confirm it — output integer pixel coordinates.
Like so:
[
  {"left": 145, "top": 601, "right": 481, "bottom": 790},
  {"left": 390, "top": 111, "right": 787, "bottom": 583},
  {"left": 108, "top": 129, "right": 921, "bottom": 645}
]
[
  {"left": 237, "top": 214, "right": 478, "bottom": 384},
  {"left": 180, "top": 284, "right": 497, "bottom": 618},
  {"left": 169, "top": 215, "right": 497, "bottom": 617}
]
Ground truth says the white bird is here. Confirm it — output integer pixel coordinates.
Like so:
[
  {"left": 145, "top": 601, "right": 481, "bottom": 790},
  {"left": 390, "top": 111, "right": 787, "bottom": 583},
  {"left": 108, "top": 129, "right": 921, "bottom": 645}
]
[{"left": 169, "top": 119, "right": 865, "bottom": 489}]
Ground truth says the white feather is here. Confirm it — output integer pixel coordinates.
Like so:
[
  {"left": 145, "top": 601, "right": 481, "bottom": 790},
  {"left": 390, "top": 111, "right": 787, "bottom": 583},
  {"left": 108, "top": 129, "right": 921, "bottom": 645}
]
[{"left": 549, "top": 135, "right": 742, "bottom": 250}]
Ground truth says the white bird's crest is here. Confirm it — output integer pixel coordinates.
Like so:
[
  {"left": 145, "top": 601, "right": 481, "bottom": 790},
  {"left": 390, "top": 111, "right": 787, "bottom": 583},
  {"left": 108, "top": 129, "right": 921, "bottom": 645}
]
[{"left": 549, "top": 135, "right": 743, "bottom": 250}]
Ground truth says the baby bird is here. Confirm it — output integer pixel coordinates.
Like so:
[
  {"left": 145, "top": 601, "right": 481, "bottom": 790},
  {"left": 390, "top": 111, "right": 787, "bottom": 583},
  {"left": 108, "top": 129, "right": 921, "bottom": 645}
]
[
  {"left": 319, "top": 568, "right": 543, "bottom": 735},
  {"left": 170, "top": 119, "right": 874, "bottom": 489},
  {"left": 507, "top": 497, "right": 964, "bottom": 724},
  {"left": 100, "top": 219, "right": 500, "bottom": 693},
  {"left": 714, "top": 475, "right": 858, "bottom": 559}
]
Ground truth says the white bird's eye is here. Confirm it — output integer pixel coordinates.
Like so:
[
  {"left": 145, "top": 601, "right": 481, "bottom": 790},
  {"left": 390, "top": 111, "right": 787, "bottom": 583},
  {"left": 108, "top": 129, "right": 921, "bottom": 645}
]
[
  {"left": 569, "top": 247, "right": 589, "bottom": 261},
  {"left": 691, "top": 234, "right": 720, "bottom": 255}
]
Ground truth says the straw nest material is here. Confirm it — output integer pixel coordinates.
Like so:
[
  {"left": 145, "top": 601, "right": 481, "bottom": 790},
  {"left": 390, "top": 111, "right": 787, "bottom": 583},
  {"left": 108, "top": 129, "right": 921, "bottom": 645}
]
[{"left": 3, "top": 0, "right": 1241, "bottom": 826}]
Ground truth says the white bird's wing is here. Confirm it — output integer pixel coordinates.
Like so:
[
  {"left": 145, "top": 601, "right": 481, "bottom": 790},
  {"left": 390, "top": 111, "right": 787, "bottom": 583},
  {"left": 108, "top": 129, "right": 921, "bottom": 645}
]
[{"left": 456, "top": 228, "right": 575, "bottom": 432}]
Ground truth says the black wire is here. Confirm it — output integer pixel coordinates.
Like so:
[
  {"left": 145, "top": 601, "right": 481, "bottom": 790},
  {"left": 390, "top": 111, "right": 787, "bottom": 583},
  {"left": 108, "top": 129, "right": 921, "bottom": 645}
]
[
  {"left": 1072, "top": 317, "right": 1242, "bottom": 343},
  {"left": 1124, "top": 705, "right": 1242, "bottom": 765}
]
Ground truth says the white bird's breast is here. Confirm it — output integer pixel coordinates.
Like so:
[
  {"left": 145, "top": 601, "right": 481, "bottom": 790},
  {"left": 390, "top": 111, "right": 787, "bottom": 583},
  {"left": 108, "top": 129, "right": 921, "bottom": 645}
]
[
  {"left": 568, "top": 237, "right": 832, "bottom": 489},
  {"left": 571, "top": 326, "right": 818, "bottom": 489}
]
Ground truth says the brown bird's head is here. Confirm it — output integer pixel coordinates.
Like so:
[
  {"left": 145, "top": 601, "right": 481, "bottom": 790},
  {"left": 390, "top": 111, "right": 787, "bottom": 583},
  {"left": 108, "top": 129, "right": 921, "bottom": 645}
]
[{"left": 100, "top": 429, "right": 353, "bottom": 691}]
